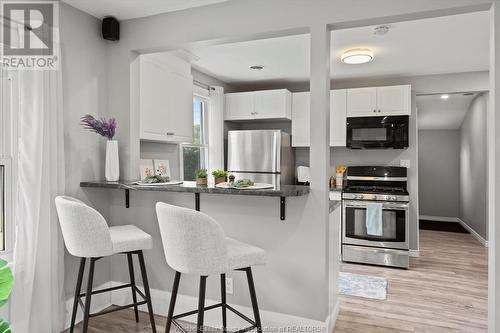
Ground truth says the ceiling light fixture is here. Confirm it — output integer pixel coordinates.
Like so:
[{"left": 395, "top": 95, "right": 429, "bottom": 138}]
[
  {"left": 441, "top": 94, "right": 450, "bottom": 100},
  {"left": 249, "top": 65, "right": 264, "bottom": 71},
  {"left": 341, "top": 48, "right": 374, "bottom": 65}
]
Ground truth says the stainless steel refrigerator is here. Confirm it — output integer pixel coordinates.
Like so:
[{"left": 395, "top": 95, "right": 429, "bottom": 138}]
[{"left": 227, "top": 130, "right": 294, "bottom": 186}]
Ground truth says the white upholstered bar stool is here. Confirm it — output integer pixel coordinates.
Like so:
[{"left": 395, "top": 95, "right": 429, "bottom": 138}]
[
  {"left": 55, "top": 196, "right": 157, "bottom": 333},
  {"left": 155, "top": 202, "right": 266, "bottom": 333}
]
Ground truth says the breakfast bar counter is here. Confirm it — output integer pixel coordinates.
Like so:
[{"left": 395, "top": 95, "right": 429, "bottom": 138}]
[{"left": 80, "top": 180, "right": 310, "bottom": 220}]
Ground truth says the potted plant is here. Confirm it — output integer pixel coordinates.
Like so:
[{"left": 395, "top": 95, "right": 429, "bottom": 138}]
[
  {"left": 81, "top": 114, "right": 119, "bottom": 182},
  {"left": 212, "top": 169, "right": 229, "bottom": 185},
  {"left": 195, "top": 168, "right": 208, "bottom": 186}
]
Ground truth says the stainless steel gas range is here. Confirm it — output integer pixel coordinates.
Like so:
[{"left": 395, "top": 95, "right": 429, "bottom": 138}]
[{"left": 342, "top": 166, "right": 410, "bottom": 269}]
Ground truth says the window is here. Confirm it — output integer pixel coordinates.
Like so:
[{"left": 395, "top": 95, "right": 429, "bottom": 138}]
[{"left": 181, "top": 95, "right": 209, "bottom": 181}]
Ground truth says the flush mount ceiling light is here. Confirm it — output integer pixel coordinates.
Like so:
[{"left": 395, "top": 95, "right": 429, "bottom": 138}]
[
  {"left": 341, "top": 48, "right": 374, "bottom": 65},
  {"left": 249, "top": 65, "right": 264, "bottom": 71},
  {"left": 441, "top": 94, "right": 450, "bottom": 100}
]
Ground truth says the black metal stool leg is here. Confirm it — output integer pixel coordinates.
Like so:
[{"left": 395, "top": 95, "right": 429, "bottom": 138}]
[
  {"left": 82, "top": 258, "right": 96, "bottom": 333},
  {"left": 127, "top": 253, "right": 139, "bottom": 323},
  {"left": 245, "top": 267, "right": 262, "bottom": 332},
  {"left": 137, "top": 250, "right": 157, "bottom": 333},
  {"left": 197, "top": 276, "right": 207, "bottom": 333},
  {"left": 165, "top": 271, "right": 181, "bottom": 333},
  {"left": 220, "top": 274, "right": 227, "bottom": 333},
  {"left": 70, "top": 258, "right": 86, "bottom": 333}
]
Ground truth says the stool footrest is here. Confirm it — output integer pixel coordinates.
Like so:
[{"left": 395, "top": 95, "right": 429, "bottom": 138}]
[
  {"left": 173, "top": 302, "right": 223, "bottom": 319},
  {"left": 79, "top": 283, "right": 132, "bottom": 298},
  {"left": 171, "top": 302, "right": 257, "bottom": 333},
  {"left": 77, "top": 282, "right": 149, "bottom": 319}
]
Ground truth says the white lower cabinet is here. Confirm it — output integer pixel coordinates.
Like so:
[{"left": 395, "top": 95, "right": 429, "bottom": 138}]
[{"left": 291, "top": 90, "right": 347, "bottom": 147}]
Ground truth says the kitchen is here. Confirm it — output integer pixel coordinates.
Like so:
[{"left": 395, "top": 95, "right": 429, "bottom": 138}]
[{"left": 0, "top": 1, "right": 495, "bottom": 333}]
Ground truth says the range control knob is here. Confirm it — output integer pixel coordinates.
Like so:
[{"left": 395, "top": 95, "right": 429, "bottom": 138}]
[
  {"left": 355, "top": 194, "right": 364, "bottom": 199},
  {"left": 389, "top": 196, "right": 398, "bottom": 201}
]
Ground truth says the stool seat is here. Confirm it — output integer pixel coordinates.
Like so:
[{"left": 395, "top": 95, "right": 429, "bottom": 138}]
[
  {"left": 110, "top": 225, "right": 153, "bottom": 254},
  {"left": 226, "top": 237, "right": 266, "bottom": 270}
]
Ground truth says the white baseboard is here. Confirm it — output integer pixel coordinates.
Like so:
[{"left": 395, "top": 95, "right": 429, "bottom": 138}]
[
  {"left": 419, "top": 215, "right": 457, "bottom": 222},
  {"left": 110, "top": 280, "right": 335, "bottom": 332},
  {"left": 63, "top": 281, "right": 113, "bottom": 330},
  {"left": 456, "top": 218, "right": 489, "bottom": 247},
  {"left": 419, "top": 215, "right": 488, "bottom": 247}
]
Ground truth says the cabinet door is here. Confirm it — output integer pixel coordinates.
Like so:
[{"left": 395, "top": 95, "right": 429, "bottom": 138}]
[
  {"left": 225, "top": 92, "right": 255, "bottom": 120},
  {"left": 330, "top": 90, "right": 347, "bottom": 146},
  {"left": 140, "top": 59, "right": 172, "bottom": 139},
  {"left": 291, "top": 92, "right": 310, "bottom": 147},
  {"left": 140, "top": 58, "right": 193, "bottom": 143},
  {"left": 163, "top": 72, "right": 194, "bottom": 142},
  {"left": 376, "top": 85, "right": 411, "bottom": 116},
  {"left": 254, "top": 89, "right": 291, "bottom": 119},
  {"left": 346, "top": 87, "right": 378, "bottom": 117}
]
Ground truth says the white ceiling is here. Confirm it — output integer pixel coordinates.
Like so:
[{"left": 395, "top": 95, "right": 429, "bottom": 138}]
[
  {"left": 417, "top": 93, "right": 478, "bottom": 130},
  {"left": 62, "top": 0, "right": 229, "bottom": 20},
  {"left": 187, "top": 11, "right": 489, "bottom": 84}
]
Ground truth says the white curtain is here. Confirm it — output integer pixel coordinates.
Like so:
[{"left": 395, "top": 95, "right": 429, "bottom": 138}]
[
  {"left": 9, "top": 21, "right": 66, "bottom": 333},
  {"left": 208, "top": 86, "right": 225, "bottom": 174}
]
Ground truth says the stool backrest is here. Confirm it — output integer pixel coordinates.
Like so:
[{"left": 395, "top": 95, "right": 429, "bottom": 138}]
[
  {"left": 155, "top": 202, "right": 228, "bottom": 275},
  {"left": 55, "top": 196, "right": 113, "bottom": 258}
]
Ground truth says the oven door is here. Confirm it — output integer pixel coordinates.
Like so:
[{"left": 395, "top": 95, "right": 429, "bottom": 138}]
[
  {"left": 346, "top": 116, "right": 409, "bottom": 149},
  {"left": 342, "top": 200, "right": 409, "bottom": 250}
]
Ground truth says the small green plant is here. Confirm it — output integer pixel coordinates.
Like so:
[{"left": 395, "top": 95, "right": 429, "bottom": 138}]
[
  {"left": 212, "top": 169, "right": 229, "bottom": 178},
  {"left": 0, "top": 259, "right": 13, "bottom": 332},
  {"left": 195, "top": 168, "right": 208, "bottom": 178}
]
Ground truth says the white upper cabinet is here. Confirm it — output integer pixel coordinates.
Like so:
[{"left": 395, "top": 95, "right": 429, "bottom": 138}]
[
  {"left": 291, "top": 92, "right": 310, "bottom": 147},
  {"left": 330, "top": 90, "right": 347, "bottom": 147},
  {"left": 225, "top": 92, "right": 255, "bottom": 120},
  {"left": 140, "top": 53, "right": 193, "bottom": 143},
  {"left": 376, "top": 85, "right": 411, "bottom": 115},
  {"left": 291, "top": 89, "right": 347, "bottom": 147},
  {"left": 346, "top": 87, "right": 377, "bottom": 117},
  {"left": 347, "top": 85, "right": 411, "bottom": 117},
  {"left": 225, "top": 89, "right": 291, "bottom": 120}
]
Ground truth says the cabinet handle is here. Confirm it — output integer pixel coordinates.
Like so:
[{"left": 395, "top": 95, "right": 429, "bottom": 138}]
[
  {"left": 373, "top": 109, "right": 376, "bottom": 113},
  {"left": 378, "top": 110, "right": 381, "bottom": 113},
  {"left": 166, "top": 132, "right": 175, "bottom": 136}
]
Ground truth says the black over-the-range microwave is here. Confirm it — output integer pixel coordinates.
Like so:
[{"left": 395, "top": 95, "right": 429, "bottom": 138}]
[{"left": 346, "top": 115, "right": 409, "bottom": 149}]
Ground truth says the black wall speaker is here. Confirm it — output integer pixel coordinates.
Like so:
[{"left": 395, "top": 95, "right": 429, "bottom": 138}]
[{"left": 102, "top": 16, "right": 119, "bottom": 41}]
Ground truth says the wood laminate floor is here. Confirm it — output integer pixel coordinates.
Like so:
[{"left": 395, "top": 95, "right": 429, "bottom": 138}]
[
  {"left": 334, "top": 229, "right": 488, "bottom": 333},
  {"left": 64, "top": 230, "right": 488, "bottom": 333}
]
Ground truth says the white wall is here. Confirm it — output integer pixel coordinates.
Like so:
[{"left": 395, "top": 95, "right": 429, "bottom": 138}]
[
  {"left": 460, "top": 93, "right": 488, "bottom": 239},
  {"left": 418, "top": 130, "right": 460, "bottom": 218},
  {"left": 60, "top": 2, "right": 111, "bottom": 298}
]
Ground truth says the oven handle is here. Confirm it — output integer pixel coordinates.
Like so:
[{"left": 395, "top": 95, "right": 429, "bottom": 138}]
[{"left": 343, "top": 200, "right": 409, "bottom": 210}]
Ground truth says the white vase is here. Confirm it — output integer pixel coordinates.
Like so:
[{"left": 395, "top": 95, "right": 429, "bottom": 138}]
[{"left": 105, "top": 140, "right": 120, "bottom": 181}]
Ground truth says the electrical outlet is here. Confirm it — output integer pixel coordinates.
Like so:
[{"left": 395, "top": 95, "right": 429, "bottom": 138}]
[
  {"left": 226, "top": 277, "right": 233, "bottom": 294},
  {"left": 400, "top": 159, "right": 410, "bottom": 168}
]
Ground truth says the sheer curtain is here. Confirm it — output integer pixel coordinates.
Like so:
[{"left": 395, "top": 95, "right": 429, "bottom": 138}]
[
  {"left": 208, "top": 86, "right": 225, "bottom": 174},
  {"left": 8, "top": 21, "right": 66, "bottom": 333}
]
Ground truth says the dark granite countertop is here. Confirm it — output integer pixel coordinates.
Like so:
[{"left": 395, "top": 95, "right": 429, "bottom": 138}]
[
  {"left": 329, "top": 200, "right": 341, "bottom": 213},
  {"left": 80, "top": 180, "right": 310, "bottom": 197}
]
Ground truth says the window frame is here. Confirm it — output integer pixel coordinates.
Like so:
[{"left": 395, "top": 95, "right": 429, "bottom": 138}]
[
  {"left": 179, "top": 90, "right": 210, "bottom": 181},
  {"left": 0, "top": 71, "right": 16, "bottom": 258}
]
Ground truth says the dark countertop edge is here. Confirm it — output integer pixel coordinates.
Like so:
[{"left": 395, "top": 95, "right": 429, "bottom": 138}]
[
  {"left": 80, "top": 181, "right": 310, "bottom": 197},
  {"left": 329, "top": 200, "right": 341, "bottom": 213}
]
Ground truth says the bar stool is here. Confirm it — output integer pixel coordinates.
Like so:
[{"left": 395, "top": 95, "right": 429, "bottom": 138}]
[
  {"left": 55, "top": 196, "right": 157, "bottom": 333},
  {"left": 155, "top": 202, "right": 266, "bottom": 333}
]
